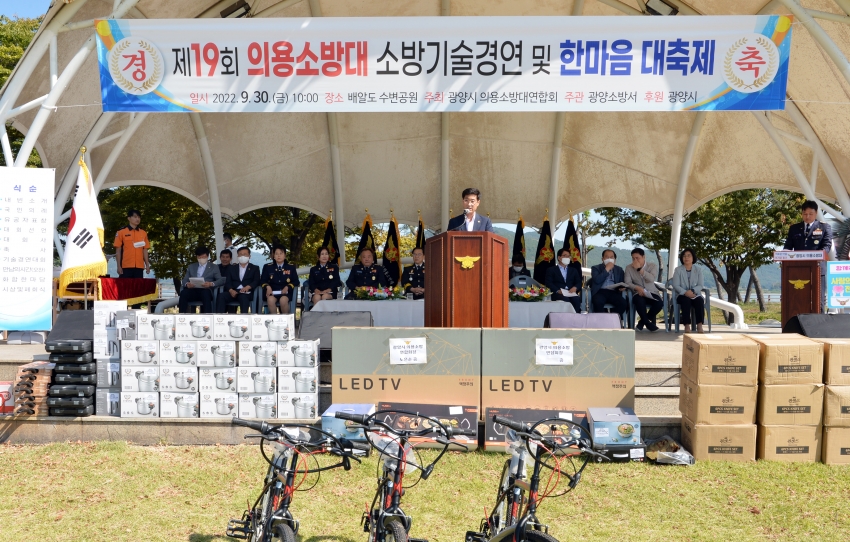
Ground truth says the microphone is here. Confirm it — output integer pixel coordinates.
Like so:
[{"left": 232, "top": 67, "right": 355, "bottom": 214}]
[{"left": 463, "top": 208, "right": 471, "bottom": 215}]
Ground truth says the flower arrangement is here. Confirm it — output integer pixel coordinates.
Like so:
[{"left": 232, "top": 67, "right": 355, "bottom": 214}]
[
  {"left": 353, "top": 285, "right": 406, "bottom": 300},
  {"left": 509, "top": 286, "right": 551, "bottom": 302}
]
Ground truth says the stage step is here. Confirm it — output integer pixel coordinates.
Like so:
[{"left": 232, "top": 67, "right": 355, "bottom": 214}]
[{"left": 634, "top": 386, "right": 680, "bottom": 417}]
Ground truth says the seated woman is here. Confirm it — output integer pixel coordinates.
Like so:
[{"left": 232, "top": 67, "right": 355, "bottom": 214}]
[
  {"left": 260, "top": 245, "right": 299, "bottom": 314},
  {"left": 671, "top": 247, "right": 705, "bottom": 333},
  {"left": 509, "top": 253, "right": 531, "bottom": 281},
  {"left": 345, "top": 247, "right": 392, "bottom": 299},
  {"left": 308, "top": 246, "right": 342, "bottom": 306}
]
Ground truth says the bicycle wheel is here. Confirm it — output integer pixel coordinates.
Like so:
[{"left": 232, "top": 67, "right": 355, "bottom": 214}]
[
  {"left": 272, "top": 524, "right": 295, "bottom": 542},
  {"left": 384, "top": 519, "right": 408, "bottom": 542},
  {"left": 523, "top": 530, "right": 559, "bottom": 542}
]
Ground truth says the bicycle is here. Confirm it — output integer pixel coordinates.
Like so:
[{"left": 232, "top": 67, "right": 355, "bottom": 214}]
[
  {"left": 226, "top": 417, "right": 362, "bottom": 542},
  {"left": 336, "top": 409, "right": 477, "bottom": 542},
  {"left": 465, "top": 415, "right": 608, "bottom": 542}
]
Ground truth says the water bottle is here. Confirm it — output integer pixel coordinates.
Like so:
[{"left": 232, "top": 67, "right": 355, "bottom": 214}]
[
  {"left": 368, "top": 432, "right": 416, "bottom": 472},
  {"left": 506, "top": 430, "right": 529, "bottom": 479}
]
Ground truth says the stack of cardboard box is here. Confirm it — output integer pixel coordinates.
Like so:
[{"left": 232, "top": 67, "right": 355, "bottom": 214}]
[
  {"left": 749, "top": 334, "right": 824, "bottom": 463},
  {"left": 679, "top": 335, "right": 760, "bottom": 462},
  {"left": 817, "top": 339, "right": 850, "bottom": 465}
]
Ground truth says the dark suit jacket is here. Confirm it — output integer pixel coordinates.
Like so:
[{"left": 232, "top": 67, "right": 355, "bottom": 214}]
[
  {"left": 225, "top": 263, "right": 261, "bottom": 293},
  {"left": 784, "top": 220, "right": 832, "bottom": 252},
  {"left": 181, "top": 262, "right": 225, "bottom": 289},
  {"left": 545, "top": 264, "right": 582, "bottom": 294},
  {"left": 590, "top": 263, "right": 625, "bottom": 298},
  {"left": 509, "top": 267, "right": 531, "bottom": 280},
  {"left": 446, "top": 213, "right": 494, "bottom": 233}
]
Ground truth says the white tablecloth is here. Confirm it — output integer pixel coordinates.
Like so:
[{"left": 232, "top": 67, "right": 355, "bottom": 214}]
[
  {"left": 508, "top": 301, "right": 576, "bottom": 328},
  {"left": 311, "top": 299, "right": 574, "bottom": 328}
]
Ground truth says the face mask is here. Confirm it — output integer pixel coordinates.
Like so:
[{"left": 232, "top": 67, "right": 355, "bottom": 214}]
[
  {"left": 237, "top": 256, "right": 250, "bottom": 264},
  {"left": 512, "top": 266, "right": 523, "bottom": 272},
  {"left": 560, "top": 258, "right": 570, "bottom": 266},
  {"left": 603, "top": 259, "right": 615, "bottom": 265},
  {"left": 197, "top": 258, "right": 208, "bottom": 266}
]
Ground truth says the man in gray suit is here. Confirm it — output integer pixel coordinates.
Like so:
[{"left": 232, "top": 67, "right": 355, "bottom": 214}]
[
  {"left": 178, "top": 246, "right": 225, "bottom": 313},
  {"left": 446, "top": 188, "right": 494, "bottom": 232}
]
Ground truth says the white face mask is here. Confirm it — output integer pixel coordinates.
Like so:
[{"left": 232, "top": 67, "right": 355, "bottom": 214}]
[
  {"left": 603, "top": 258, "right": 615, "bottom": 265},
  {"left": 237, "top": 256, "right": 250, "bottom": 265},
  {"left": 512, "top": 266, "right": 523, "bottom": 272},
  {"left": 560, "top": 258, "right": 570, "bottom": 266},
  {"left": 197, "top": 257, "right": 208, "bottom": 266}
]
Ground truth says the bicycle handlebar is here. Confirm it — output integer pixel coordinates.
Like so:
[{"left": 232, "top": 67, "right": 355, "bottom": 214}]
[
  {"left": 334, "top": 411, "right": 369, "bottom": 424},
  {"left": 492, "top": 415, "right": 531, "bottom": 434},
  {"left": 232, "top": 417, "right": 269, "bottom": 433}
]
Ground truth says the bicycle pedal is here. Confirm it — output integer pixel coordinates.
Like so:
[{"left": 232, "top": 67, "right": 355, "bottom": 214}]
[
  {"left": 464, "top": 532, "right": 487, "bottom": 542},
  {"left": 226, "top": 518, "right": 252, "bottom": 539}
]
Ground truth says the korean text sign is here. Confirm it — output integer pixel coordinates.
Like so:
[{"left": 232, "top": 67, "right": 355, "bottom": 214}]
[
  {"left": 0, "top": 168, "right": 55, "bottom": 330},
  {"left": 827, "top": 262, "right": 850, "bottom": 310},
  {"left": 535, "top": 338, "right": 574, "bottom": 366},
  {"left": 95, "top": 15, "right": 792, "bottom": 113},
  {"left": 389, "top": 337, "right": 427, "bottom": 365}
]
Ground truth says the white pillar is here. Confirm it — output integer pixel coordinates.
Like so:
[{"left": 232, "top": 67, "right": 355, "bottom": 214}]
[
  {"left": 668, "top": 111, "right": 707, "bottom": 279},
  {"left": 547, "top": 112, "right": 566, "bottom": 225},
  {"left": 190, "top": 113, "right": 224, "bottom": 255},
  {"left": 327, "top": 113, "right": 346, "bottom": 263}
]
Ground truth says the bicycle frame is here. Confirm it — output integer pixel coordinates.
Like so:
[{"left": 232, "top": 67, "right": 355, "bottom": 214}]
[
  {"left": 364, "top": 432, "right": 414, "bottom": 538},
  {"left": 484, "top": 441, "right": 549, "bottom": 542},
  {"left": 250, "top": 442, "right": 301, "bottom": 538}
]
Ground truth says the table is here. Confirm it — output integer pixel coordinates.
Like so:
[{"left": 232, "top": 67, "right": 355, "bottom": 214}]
[
  {"left": 508, "top": 301, "right": 575, "bottom": 328},
  {"left": 97, "top": 278, "right": 158, "bottom": 305}
]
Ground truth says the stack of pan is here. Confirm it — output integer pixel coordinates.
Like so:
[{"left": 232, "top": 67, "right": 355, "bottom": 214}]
[
  {"left": 14, "top": 361, "right": 55, "bottom": 415},
  {"left": 44, "top": 311, "right": 97, "bottom": 417}
]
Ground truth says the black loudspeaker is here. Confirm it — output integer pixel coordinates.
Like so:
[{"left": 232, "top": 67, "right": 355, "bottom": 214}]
[
  {"left": 783, "top": 314, "right": 850, "bottom": 338},
  {"left": 298, "top": 311, "right": 374, "bottom": 346}
]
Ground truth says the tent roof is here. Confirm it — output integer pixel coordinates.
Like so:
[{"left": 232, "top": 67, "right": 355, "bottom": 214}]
[{"left": 7, "top": 0, "right": 850, "bottom": 228}]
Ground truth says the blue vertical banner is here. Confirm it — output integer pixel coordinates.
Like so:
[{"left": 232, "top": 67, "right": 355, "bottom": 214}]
[{"left": 826, "top": 262, "right": 850, "bottom": 310}]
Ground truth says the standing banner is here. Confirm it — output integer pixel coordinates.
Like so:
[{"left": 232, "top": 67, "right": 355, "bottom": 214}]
[
  {"left": 95, "top": 15, "right": 792, "bottom": 113},
  {"left": 826, "top": 262, "right": 850, "bottom": 310},
  {"left": 0, "top": 168, "right": 55, "bottom": 330}
]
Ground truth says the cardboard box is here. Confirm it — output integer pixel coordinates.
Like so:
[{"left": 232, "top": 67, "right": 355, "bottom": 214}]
[
  {"left": 159, "top": 392, "right": 199, "bottom": 418},
  {"left": 237, "top": 367, "right": 276, "bottom": 393},
  {"left": 137, "top": 314, "right": 175, "bottom": 341},
  {"left": 122, "top": 366, "right": 160, "bottom": 392},
  {"left": 483, "top": 407, "right": 587, "bottom": 452},
  {"left": 0, "top": 381, "right": 13, "bottom": 415},
  {"left": 93, "top": 300, "right": 128, "bottom": 327},
  {"left": 250, "top": 314, "right": 295, "bottom": 342},
  {"left": 378, "top": 402, "right": 478, "bottom": 450},
  {"left": 824, "top": 385, "right": 850, "bottom": 427},
  {"left": 322, "top": 404, "right": 376, "bottom": 442},
  {"left": 681, "top": 334, "right": 760, "bottom": 386},
  {"left": 758, "top": 384, "right": 824, "bottom": 426},
  {"left": 93, "top": 327, "right": 119, "bottom": 359},
  {"left": 238, "top": 341, "right": 278, "bottom": 367},
  {"left": 198, "top": 367, "right": 238, "bottom": 393},
  {"left": 159, "top": 340, "right": 198, "bottom": 366},
  {"left": 278, "top": 367, "right": 317, "bottom": 394},
  {"left": 199, "top": 392, "right": 238, "bottom": 418},
  {"left": 96, "top": 359, "right": 121, "bottom": 388},
  {"left": 115, "top": 309, "right": 146, "bottom": 340},
  {"left": 757, "top": 424, "right": 822, "bottom": 462},
  {"left": 587, "top": 407, "right": 641, "bottom": 447},
  {"left": 822, "top": 426, "right": 850, "bottom": 465},
  {"left": 174, "top": 315, "right": 214, "bottom": 340},
  {"left": 746, "top": 334, "right": 824, "bottom": 385},
  {"left": 680, "top": 416, "right": 756, "bottom": 462},
  {"left": 278, "top": 339, "right": 320, "bottom": 368},
  {"left": 196, "top": 341, "right": 236, "bottom": 368},
  {"left": 159, "top": 366, "right": 198, "bottom": 393},
  {"left": 95, "top": 387, "right": 121, "bottom": 417},
  {"left": 595, "top": 443, "right": 647, "bottom": 463},
  {"left": 815, "top": 339, "right": 850, "bottom": 385},
  {"left": 213, "top": 314, "right": 251, "bottom": 341},
  {"left": 678, "top": 375, "right": 757, "bottom": 425},
  {"left": 238, "top": 393, "right": 278, "bottom": 419},
  {"left": 120, "top": 340, "right": 159, "bottom": 366},
  {"left": 278, "top": 392, "right": 319, "bottom": 419},
  {"left": 120, "top": 392, "right": 159, "bottom": 418}
]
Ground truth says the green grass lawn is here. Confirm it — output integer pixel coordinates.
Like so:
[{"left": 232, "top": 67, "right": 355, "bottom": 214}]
[
  {"left": 710, "top": 301, "right": 782, "bottom": 326},
  {"left": 1, "top": 441, "right": 848, "bottom": 541}
]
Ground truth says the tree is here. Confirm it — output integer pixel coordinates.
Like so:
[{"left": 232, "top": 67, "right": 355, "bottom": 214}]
[
  {"left": 592, "top": 208, "right": 671, "bottom": 281},
  {"left": 224, "top": 207, "right": 324, "bottom": 266},
  {"left": 1, "top": 16, "right": 42, "bottom": 168}
]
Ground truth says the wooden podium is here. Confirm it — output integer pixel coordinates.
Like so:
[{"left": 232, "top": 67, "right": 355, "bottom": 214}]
[
  {"left": 774, "top": 250, "right": 825, "bottom": 328},
  {"left": 424, "top": 231, "right": 508, "bottom": 327}
]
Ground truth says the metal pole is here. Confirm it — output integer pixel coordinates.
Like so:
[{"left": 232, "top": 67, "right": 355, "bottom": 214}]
[
  {"left": 778, "top": 0, "right": 850, "bottom": 89},
  {"left": 327, "top": 113, "right": 346, "bottom": 263},
  {"left": 668, "top": 111, "right": 707, "bottom": 279},
  {"left": 1, "top": 128, "right": 12, "bottom": 165},
  {"left": 94, "top": 113, "right": 148, "bottom": 192},
  {"left": 441, "top": 0, "right": 451, "bottom": 231},
  {"left": 190, "top": 113, "right": 225, "bottom": 256}
]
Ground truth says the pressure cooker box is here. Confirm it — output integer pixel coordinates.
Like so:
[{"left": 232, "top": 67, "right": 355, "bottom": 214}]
[
  {"left": 199, "top": 392, "right": 238, "bottom": 418},
  {"left": 159, "top": 341, "right": 198, "bottom": 366},
  {"left": 95, "top": 387, "right": 121, "bottom": 417},
  {"left": 586, "top": 407, "right": 641, "bottom": 448},
  {"left": 251, "top": 314, "right": 295, "bottom": 342},
  {"left": 175, "top": 315, "right": 214, "bottom": 340},
  {"left": 159, "top": 392, "right": 199, "bottom": 418},
  {"left": 278, "top": 367, "right": 317, "bottom": 394},
  {"left": 199, "top": 367, "right": 238, "bottom": 393},
  {"left": 160, "top": 366, "right": 199, "bottom": 393},
  {"left": 196, "top": 341, "right": 236, "bottom": 367},
  {"left": 278, "top": 392, "right": 320, "bottom": 419},
  {"left": 115, "top": 309, "right": 146, "bottom": 340},
  {"left": 239, "top": 393, "right": 278, "bottom": 419},
  {"left": 120, "top": 392, "right": 159, "bottom": 418},
  {"left": 213, "top": 315, "right": 252, "bottom": 341},
  {"left": 93, "top": 327, "right": 119, "bottom": 360},
  {"left": 137, "top": 314, "right": 175, "bottom": 341},
  {"left": 377, "top": 402, "right": 479, "bottom": 450},
  {"left": 120, "top": 340, "right": 160, "bottom": 366},
  {"left": 96, "top": 359, "right": 121, "bottom": 388},
  {"left": 122, "top": 366, "right": 160, "bottom": 392},
  {"left": 93, "top": 300, "right": 128, "bottom": 328},
  {"left": 482, "top": 407, "right": 588, "bottom": 453},
  {"left": 278, "top": 339, "right": 320, "bottom": 368},
  {"left": 238, "top": 342, "right": 279, "bottom": 367},
  {"left": 237, "top": 367, "right": 276, "bottom": 393}
]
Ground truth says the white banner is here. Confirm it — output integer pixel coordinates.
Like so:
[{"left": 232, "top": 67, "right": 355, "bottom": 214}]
[
  {"left": 389, "top": 337, "right": 427, "bottom": 365},
  {"left": 0, "top": 168, "right": 55, "bottom": 330},
  {"left": 535, "top": 338, "right": 574, "bottom": 366},
  {"left": 95, "top": 15, "right": 792, "bottom": 113}
]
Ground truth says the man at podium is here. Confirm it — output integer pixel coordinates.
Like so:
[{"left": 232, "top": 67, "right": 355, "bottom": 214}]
[
  {"left": 783, "top": 200, "right": 832, "bottom": 311},
  {"left": 446, "top": 188, "right": 494, "bottom": 232}
]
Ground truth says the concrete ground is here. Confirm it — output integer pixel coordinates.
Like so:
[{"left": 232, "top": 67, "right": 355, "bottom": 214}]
[{"left": 635, "top": 324, "right": 781, "bottom": 367}]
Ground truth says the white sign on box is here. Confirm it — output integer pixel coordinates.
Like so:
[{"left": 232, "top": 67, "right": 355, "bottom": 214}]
[
  {"left": 389, "top": 337, "right": 427, "bottom": 365},
  {"left": 535, "top": 338, "right": 574, "bottom": 366}
]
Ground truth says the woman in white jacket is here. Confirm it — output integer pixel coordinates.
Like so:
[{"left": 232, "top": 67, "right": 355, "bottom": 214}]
[{"left": 671, "top": 248, "right": 705, "bottom": 333}]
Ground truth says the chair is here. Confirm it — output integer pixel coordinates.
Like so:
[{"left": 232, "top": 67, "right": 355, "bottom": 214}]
[
  {"left": 302, "top": 280, "right": 313, "bottom": 312},
  {"left": 509, "top": 275, "right": 542, "bottom": 290},
  {"left": 225, "top": 288, "right": 262, "bottom": 314},
  {"left": 586, "top": 285, "right": 630, "bottom": 328},
  {"left": 628, "top": 282, "right": 670, "bottom": 332},
  {"left": 665, "top": 279, "right": 712, "bottom": 333},
  {"left": 259, "top": 286, "right": 297, "bottom": 314}
]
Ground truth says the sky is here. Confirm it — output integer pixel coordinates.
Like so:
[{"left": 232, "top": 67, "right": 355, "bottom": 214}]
[{"left": 0, "top": 0, "right": 50, "bottom": 18}]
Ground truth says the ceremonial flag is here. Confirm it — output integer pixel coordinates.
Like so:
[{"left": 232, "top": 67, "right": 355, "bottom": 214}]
[
  {"left": 532, "top": 217, "right": 555, "bottom": 285},
  {"left": 59, "top": 157, "right": 107, "bottom": 296},
  {"left": 512, "top": 215, "right": 526, "bottom": 260},
  {"left": 382, "top": 215, "right": 402, "bottom": 286},
  {"left": 355, "top": 213, "right": 376, "bottom": 264},
  {"left": 415, "top": 216, "right": 426, "bottom": 250},
  {"left": 562, "top": 217, "right": 583, "bottom": 275},
  {"left": 321, "top": 215, "right": 341, "bottom": 265}
]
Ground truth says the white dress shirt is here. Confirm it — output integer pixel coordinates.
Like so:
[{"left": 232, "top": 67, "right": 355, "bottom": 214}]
[{"left": 465, "top": 213, "right": 475, "bottom": 231}]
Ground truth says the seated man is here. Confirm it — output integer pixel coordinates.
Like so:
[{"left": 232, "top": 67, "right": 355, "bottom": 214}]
[
  {"left": 215, "top": 248, "right": 232, "bottom": 312},
  {"left": 624, "top": 247, "right": 663, "bottom": 332},
  {"left": 509, "top": 254, "right": 531, "bottom": 281},
  {"left": 225, "top": 246, "right": 261, "bottom": 313},
  {"left": 345, "top": 247, "right": 392, "bottom": 298},
  {"left": 545, "top": 248, "right": 583, "bottom": 313},
  {"left": 261, "top": 245, "right": 299, "bottom": 314},
  {"left": 589, "top": 249, "right": 628, "bottom": 318},
  {"left": 401, "top": 247, "right": 426, "bottom": 300},
  {"left": 178, "top": 246, "right": 224, "bottom": 313}
]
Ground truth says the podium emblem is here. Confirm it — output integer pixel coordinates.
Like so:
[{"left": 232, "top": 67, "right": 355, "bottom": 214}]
[
  {"left": 788, "top": 279, "right": 810, "bottom": 290},
  {"left": 455, "top": 256, "right": 481, "bottom": 269}
]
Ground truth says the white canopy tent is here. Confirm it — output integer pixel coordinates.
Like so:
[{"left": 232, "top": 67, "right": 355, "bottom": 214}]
[{"left": 2, "top": 0, "right": 850, "bottom": 292}]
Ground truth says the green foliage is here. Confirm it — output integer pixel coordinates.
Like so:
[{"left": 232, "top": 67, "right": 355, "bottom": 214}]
[
  {"left": 0, "top": 16, "right": 42, "bottom": 168},
  {"left": 224, "top": 207, "right": 324, "bottom": 266}
]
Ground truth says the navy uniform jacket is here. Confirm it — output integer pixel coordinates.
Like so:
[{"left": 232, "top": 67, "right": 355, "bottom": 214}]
[
  {"left": 260, "top": 262, "right": 300, "bottom": 295},
  {"left": 545, "top": 264, "right": 583, "bottom": 294},
  {"left": 401, "top": 263, "right": 425, "bottom": 299},
  {"left": 225, "top": 263, "right": 262, "bottom": 293},
  {"left": 309, "top": 263, "right": 342, "bottom": 294},
  {"left": 783, "top": 220, "right": 833, "bottom": 252},
  {"left": 446, "top": 213, "right": 495, "bottom": 232},
  {"left": 346, "top": 264, "right": 393, "bottom": 291}
]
